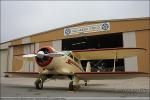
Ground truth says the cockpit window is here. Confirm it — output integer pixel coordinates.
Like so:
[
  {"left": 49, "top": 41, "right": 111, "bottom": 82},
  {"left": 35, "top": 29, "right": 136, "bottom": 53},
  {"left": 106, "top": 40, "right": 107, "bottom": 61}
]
[
  {"left": 63, "top": 51, "right": 74, "bottom": 59},
  {"left": 62, "top": 51, "right": 71, "bottom": 56},
  {"left": 63, "top": 51, "right": 80, "bottom": 64},
  {"left": 69, "top": 54, "right": 73, "bottom": 59},
  {"left": 74, "top": 56, "right": 79, "bottom": 64}
]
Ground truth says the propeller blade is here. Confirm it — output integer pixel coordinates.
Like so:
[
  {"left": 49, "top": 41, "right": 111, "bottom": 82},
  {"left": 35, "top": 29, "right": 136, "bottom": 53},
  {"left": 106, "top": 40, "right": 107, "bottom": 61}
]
[
  {"left": 23, "top": 51, "right": 64, "bottom": 59},
  {"left": 22, "top": 54, "right": 36, "bottom": 61},
  {"left": 23, "top": 54, "right": 37, "bottom": 58},
  {"left": 46, "top": 52, "right": 65, "bottom": 57}
]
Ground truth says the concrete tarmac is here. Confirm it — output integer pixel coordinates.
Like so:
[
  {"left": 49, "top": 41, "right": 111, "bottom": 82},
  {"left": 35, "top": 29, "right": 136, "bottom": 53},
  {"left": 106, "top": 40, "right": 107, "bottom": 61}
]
[{"left": 0, "top": 77, "right": 149, "bottom": 99}]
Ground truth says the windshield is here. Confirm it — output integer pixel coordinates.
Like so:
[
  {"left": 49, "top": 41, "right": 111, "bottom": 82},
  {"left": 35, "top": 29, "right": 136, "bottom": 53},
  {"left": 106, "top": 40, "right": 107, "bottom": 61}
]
[{"left": 62, "top": 51, "right": 72, "bottom": 56}]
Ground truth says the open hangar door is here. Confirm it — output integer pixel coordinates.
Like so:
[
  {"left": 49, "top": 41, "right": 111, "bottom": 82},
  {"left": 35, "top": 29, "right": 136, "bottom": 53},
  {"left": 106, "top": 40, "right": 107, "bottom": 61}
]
[{"left": 62, "top": 33, "right": 124, "bottom": 72}]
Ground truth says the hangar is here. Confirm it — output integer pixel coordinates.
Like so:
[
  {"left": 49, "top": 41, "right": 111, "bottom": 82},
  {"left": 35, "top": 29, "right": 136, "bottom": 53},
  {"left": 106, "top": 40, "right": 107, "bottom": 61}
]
[{"left": 0, "top": 17, "right": 150, "bottom": 76}]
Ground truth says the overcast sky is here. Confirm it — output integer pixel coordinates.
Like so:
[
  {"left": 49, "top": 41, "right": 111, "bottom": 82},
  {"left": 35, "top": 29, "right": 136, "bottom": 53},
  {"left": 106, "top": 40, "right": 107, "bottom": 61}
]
[{"left": 1, "top": 1, "right": 149, "bottom": 43}]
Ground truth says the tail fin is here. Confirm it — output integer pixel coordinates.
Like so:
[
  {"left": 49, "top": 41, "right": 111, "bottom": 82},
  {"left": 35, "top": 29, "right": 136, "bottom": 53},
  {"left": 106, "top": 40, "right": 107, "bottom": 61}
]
[{"left": 86, "top": 62, "right": 91, "bottom": 72}]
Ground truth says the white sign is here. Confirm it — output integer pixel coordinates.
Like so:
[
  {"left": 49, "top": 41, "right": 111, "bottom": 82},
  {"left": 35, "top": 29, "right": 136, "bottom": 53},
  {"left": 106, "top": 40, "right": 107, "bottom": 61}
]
[{"left": 64, "top": 22, "right": 110, "bottom": 36}]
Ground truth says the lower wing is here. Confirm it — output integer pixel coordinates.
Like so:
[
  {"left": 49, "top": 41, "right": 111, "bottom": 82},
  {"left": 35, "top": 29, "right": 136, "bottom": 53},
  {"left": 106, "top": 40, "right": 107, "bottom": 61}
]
[
  {"left": 4, "top": 72, "right": 39, "bottom": 78},
  {"left": 4, "top": 72, "right": 148, "bottom": 80},
  {"left": 4, "top": 72, "right": 72, "bottom": 79},
  {"left": 75, "top": 72, "right": 148, "bottom": 80}
]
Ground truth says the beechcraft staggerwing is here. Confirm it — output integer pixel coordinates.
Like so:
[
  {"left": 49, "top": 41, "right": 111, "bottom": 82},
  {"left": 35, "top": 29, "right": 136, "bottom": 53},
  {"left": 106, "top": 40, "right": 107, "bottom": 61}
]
[{"left": 5, "top": 46, "right": 147, "bottom": 91}]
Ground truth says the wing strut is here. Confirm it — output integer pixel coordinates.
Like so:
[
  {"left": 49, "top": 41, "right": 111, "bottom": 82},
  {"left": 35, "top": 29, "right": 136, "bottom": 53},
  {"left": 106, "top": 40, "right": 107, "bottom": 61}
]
[{"left": 112, "top": 50, "right": 117, "bottom": 72}]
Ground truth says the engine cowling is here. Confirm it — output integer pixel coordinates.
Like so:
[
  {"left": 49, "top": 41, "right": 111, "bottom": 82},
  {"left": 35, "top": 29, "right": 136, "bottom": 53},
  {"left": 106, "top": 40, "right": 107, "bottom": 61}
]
[{"left": 35, "top": 46, "right": 54, "bottom": 67}]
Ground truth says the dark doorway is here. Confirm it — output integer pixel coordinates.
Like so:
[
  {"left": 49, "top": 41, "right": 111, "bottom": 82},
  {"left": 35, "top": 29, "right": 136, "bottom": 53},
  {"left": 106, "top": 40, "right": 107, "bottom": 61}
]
[{"left": 62, "top": 33, "right": 125, "bottom": 72}]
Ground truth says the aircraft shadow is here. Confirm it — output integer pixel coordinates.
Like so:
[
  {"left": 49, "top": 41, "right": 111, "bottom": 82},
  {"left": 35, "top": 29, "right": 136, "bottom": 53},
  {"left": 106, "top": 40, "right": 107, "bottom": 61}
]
[
  {"left": 2, "top": 83, "right": 149, "bottom": 94},
  {"left": 82, "top": 84, "right": 106, "bottom": 86}
]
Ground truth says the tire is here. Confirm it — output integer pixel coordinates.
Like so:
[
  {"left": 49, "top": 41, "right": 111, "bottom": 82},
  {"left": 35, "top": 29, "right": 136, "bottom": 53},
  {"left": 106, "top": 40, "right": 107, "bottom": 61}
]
[
  {"left": 69, "top": 81, "right": 74, "bottom": 91},
  {"left": 35, "top": 79, "right": 43, "bottom": 90},
  {"left": 85, "top": 82, "right": 87, "bottom": 86},
  {"left": 84, "top": 81, "right": 87, "bottom": 86}
]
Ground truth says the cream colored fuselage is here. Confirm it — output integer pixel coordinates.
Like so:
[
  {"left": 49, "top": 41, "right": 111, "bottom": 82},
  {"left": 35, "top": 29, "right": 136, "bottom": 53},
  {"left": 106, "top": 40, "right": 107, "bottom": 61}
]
[{"left": 44, "top": 55, "right": 84, "bottom": 74}]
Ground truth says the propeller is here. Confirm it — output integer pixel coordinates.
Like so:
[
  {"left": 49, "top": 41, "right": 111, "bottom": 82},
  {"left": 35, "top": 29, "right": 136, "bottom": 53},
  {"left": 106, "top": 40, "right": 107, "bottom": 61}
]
[
  {"left": 23, "top": 51, "right": 65, "bottom": 58},
  {"left": 23, "top": 47, "right": 65, "bottom": 67}
]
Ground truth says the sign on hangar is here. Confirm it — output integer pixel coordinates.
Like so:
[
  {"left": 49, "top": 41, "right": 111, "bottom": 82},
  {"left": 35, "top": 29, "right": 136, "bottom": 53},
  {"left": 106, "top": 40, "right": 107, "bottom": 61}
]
[{"left": 64, "top": 22, "right": 110, "bottom": 36}]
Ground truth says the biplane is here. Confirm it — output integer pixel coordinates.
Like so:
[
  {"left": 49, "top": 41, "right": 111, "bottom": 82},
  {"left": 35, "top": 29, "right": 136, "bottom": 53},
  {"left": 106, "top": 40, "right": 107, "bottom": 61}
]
[{"left": 5, "top": 46, "right": 147, "bottom": 91}]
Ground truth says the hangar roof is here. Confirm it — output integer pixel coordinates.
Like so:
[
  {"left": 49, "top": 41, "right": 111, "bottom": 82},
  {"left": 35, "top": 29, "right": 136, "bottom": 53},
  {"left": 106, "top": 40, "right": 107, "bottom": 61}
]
[{"left": 0, "top": 17, "right": 150, "bottom": 48}]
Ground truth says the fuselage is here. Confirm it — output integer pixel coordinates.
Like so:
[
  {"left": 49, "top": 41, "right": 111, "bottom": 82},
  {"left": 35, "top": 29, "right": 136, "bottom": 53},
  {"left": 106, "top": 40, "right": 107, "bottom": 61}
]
[{"left": 43, "top": 52, "right": 84, "bottom": 74}]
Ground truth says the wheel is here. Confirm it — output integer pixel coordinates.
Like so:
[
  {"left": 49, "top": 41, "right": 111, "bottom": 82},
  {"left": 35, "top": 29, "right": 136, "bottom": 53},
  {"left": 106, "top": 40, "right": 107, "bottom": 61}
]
[
  {"left": 85, "top": 82, "right": 87, "bottom": 86},
  {"left": 35, "top": 79, "right": 43, "bottom": 90},
  {"left": 84, "top": 81, "right": 87, "bottom": 86},
  {"left": 69, "top": 81, "right": 74, "bottom": 91}
]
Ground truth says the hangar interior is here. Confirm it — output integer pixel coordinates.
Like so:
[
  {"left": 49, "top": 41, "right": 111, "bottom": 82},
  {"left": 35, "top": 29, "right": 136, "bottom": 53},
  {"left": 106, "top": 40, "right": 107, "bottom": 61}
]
[
  {"left": 0, "top": 17, "right": 150, "bottom": 76},
  {"left": 62, "top": 33, "right": 124, "bottom": 72}
]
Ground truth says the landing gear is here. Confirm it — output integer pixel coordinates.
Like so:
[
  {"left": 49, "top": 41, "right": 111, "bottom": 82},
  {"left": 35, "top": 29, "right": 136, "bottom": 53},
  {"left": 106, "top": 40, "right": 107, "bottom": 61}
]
[
  {"left": 69, "top": 76, "right": 80, "bottom": 91},
  {"left": 84, "top": 81, "right": 87, "bottom": 86},
  {"left": 69, "top": 81, "right": 74, "bottom": 91},
  {"left": 35, "top": 79, "right": 43, "bottom": 89},
  {"left": 35, "top": 74, "right": 48, "bottom": 90}
]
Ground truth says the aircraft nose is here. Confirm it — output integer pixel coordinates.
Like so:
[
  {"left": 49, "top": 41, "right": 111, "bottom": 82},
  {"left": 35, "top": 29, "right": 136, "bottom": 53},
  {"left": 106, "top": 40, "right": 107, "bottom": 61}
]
[
  {"left": 37, "top": 51, "right": 45, "bottom": 58},
  {"left": 35, "top": 46, "right": 54, "bottom": 67}
]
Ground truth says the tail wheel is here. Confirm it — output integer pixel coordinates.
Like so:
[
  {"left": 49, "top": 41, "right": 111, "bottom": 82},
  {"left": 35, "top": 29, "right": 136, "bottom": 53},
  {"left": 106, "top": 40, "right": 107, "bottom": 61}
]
[
  {"left": 69, "top": 81, "right": 74, "bottom": 91},
  {"left": 35, "top": 79, "right": 43, "bottom": 90}
]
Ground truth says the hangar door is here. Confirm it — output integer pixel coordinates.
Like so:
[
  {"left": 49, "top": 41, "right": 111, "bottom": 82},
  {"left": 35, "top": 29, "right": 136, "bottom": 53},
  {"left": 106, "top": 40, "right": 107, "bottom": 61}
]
[
  {"left": 0, "top": 49, "right": 8, "bottom": 76},
  {"left": 22, "top": 44, "right": 35, "bottom": 72},
  {"left": 13, "top": 44, "right": 35, "bottom": 72},
  {"left": 62, "top": 33, "right": 124, "bottom": 72},
  {"left": 13, "top": 45, "right": 24, "bottom": 72}
]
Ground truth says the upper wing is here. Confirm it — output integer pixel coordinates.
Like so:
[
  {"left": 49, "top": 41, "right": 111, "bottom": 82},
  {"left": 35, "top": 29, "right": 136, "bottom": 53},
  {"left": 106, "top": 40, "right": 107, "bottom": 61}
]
[
  {"left": 73, "top": 48, "right": 146, "bottom": 60},
  {"left": 75, "top": 72, "right": 148, "bottom": 80}
]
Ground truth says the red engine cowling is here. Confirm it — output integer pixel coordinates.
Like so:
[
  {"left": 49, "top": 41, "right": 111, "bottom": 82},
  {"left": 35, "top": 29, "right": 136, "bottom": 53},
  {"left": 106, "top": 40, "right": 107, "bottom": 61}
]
[{"left": 35, "top": 46, "right": 54, "bottom": 67}]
